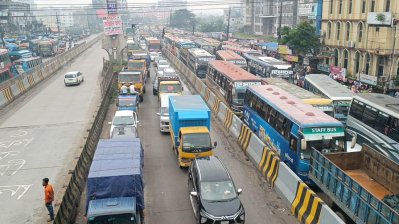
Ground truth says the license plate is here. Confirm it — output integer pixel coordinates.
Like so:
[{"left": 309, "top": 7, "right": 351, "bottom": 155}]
[
  {"left": 221, "top": 221, "right": 229, "bottom": 224},
  {"left": 68, "top": 79, "right": 75, "bottom": 81}
]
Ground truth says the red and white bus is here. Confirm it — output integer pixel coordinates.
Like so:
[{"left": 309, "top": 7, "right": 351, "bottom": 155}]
[
  {"left": 215, "top": 50, "right": 247, "bottom": 70},
  {"left": 0, "top": 49, "right": 13, "bottom": 83}
]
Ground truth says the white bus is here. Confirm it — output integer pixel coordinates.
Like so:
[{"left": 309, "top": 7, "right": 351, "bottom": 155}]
[
  {"left": 187, "top": 48, "right": 215, "bottom": 79},
  {"left": 346, "top": 93, "right": 399, "bottom": 162},
  {"left": 304, "top": 74, "right": 354, "bottom": 123}
]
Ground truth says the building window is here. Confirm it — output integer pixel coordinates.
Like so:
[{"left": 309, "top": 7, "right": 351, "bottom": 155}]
[
  {"left": 358, "top": 23, "right": 363, "bottom": 42},
  {"left": 371, "top": 0, "right": 375, "bottom": 12},
  {"left": 378, "top": 57, "right": 385, "bottom": 77},
  {"left": 376, "top": 27, "right": 380, "bottom": 32},
  {"left": 349, "top": 0, "right": 353, "bottom": 14},
  {"left": 355, "top": 52, "right": 361, "bottom": 74},
  {"left": 365, "top": 53, "right": 371, "bottom": 74},
  {"left": 330, "top": 0, "right": 334, "bottom": 14},
  {"left": 343, "top": 50, "right": 349, "bottom": 69},
  {"left": 339, "top": 0, "right": 343, "bottom": 14},
  {"left": 327, "top": 22, "right": 332, "bottom": 39},
  {"left": 336, "top": 22, "right": 341, "bottom": 40},
  {"left": 334, "top": 49, "right": 339, "bottom": 66},
  {"left": 386, "top": 0, "right": 391, "bottom": 12},
  {"left": 362, "top": 0, "right": 366, "bottom": 13},
  {"left": 346, "top": 22, "right": 351, "bottom": 41}
]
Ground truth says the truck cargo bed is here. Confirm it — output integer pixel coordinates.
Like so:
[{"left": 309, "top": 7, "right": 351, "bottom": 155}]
[{"left": 346, "top": 169, "right": 391, "bottom": 200}]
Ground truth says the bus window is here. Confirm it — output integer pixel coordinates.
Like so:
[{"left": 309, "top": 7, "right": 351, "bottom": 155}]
[
  {"left": 387, "top": 118, "right": 399, "bottom": 142},
  {"left": 375, "top": 112, "right": 389, "bottom": 133},
  {"left": 290, "top": 136, "right": 298, "bottom": 152},
  {"left": 361, "top": 105, "right": 378, "bottom": 127},
  {"left": 349, "top": 100, "right": 365, "bottom": 120}
]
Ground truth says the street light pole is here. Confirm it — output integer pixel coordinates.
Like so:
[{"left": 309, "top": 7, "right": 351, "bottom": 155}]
[
  {"left": 278, "top": 0, "right": 283, "bottom": 41},
  {"left": 226, "top": 7, "right": 231, "bottom": 41},
  {"left": 388, "top": 19, "right": 398, "bottom": 93}
]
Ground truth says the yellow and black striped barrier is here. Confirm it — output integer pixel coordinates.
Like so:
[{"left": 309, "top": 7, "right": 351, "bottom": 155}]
[
  {"left": 2, "top": 87, "right": 14, "bottom": 102},
  {"left": 17, "top": 79, "right": 26, "bottom": 92},
  {"left": 212, "top": 98, "right": 221, "bottom": 114},
  {"left": 27, "top": 75, "right": 35, "bottom": 86},
  {"left": 223, "top": 109, "right": 234, "bottom": 130},
  {"left": 204, "top": 89, "right": 211, "bottom": 102},
  {"left": 291, "top": 182, "right": 324, "bottom": 224},
  {"left": 238, "top": 124, "right": 252, "bottom": 151},
  {"left": 258, "top": 147, "right": 280, "bottom": 187}
]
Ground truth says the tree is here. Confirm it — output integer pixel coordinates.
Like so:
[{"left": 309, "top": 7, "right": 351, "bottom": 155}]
[
  {"left": 279, "top": 21, "right": 321, "bottom": 55},
  {"left": 197, "top": 16, "right": 225, "bottom": 32},
  {"left": 170, "top": 9, "right": 196, "bottom": 30}
]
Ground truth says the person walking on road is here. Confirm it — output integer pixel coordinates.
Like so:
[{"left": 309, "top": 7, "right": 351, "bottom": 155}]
[{"left": 43, "top": 178, "right": 54, "bottom": 222}]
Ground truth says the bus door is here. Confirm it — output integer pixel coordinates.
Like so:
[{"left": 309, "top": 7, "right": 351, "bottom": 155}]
[{"left": 227, "top": 84, "right": 233, "bottom": 106}]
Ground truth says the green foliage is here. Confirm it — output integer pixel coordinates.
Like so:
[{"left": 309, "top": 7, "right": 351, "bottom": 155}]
[
  {"left": 170, "top": 9, "right": 196, "bottom": 29},
  {"left": 197, "top": 16, "right": 225, "bottom": 32},
  {"left": 279, "top": 21, "right": 320, "bottom": 55}
]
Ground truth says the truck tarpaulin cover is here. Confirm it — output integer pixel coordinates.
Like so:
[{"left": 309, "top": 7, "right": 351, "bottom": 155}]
[{"left": 87, "top": 139, "right": 144, "bottom": 212}]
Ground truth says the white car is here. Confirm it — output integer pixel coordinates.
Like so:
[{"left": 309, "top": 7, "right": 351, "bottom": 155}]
[
  {"left": 64, "top": 71, "right": 84, "bottom": 86},
  {"left": 108, "top": 110, "right": 139, "bottom": 138}
]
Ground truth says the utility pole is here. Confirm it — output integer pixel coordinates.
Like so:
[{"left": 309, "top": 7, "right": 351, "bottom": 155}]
[
  {"left": 192, "top": 20, "right": 195, "bottom": 35},
  {"left": 278, "top": 0, "right": 283, "bottom": 41},
  {"left": 56, "top": 11, "right": 60, "bottom": 34},
  {"left": 226, "top": 7, "right": 231, "bottom": 41}
]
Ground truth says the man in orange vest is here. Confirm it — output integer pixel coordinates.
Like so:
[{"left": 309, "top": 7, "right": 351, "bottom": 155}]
[{"left": 42, "top": 178, "right": 54, "bottom": 222}]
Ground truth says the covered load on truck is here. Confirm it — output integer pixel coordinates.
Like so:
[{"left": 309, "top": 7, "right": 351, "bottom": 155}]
[
  {"left": 309, "top": 144, "right": 399, "bottom": 224},
  {"left": 86, "top": 139, "right": 144, "bottom": 224},
  {"left": 169, "top": 95, "right": 215, "bottom": 167}
]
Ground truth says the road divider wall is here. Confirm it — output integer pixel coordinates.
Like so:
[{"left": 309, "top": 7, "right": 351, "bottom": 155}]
[
  {"left": 163, "top": 49, "right": 345, "bottom": 224},
  {"left": 0, "top": 35, "right": 103, "bottom": 110},
  {"left": 54, "top": 59, "right": 115, "bottom": 224}
]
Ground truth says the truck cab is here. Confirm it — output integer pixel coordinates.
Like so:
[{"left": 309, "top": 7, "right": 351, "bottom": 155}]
[
  {"left": 87, "top": 197, "right": 142, "bottom": 224},
  {"left": 118, "top": 71, "right": 145, "bottom": 102}
]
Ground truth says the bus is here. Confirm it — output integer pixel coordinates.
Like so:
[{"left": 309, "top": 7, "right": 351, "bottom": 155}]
[
  {"left": 221, "top": 45, "right": 261, "bottom": 57},
  {"left": 263, "top": 78, "right": 334, "bottom": 117},
  {"left": 243, "top": 85, "right": 345, "bottom": 183},
  {"left": 0, "top": 49, "right": 13, "bottom": 83},
  {"left": 304, "top": 74, "right": 354, "bottom": 123},
  {"left": 194, "top": 38, "right": 220, "bottom": 54},
  {"left": 176, "top": 39, "right": 198, "bottom": 65},
  {"left": 187, "top": 48, "right": 215, "bottom": 79},
  {"left": 215, "top": 50, "right": 247, "bottom": 70},
  {"left": 8, "top": 50, "right": 32, "bottom": 62},
  {"left": 145, "top": 37, "right": 161, "bottom": 52},
  {"left": 13, "top": 57, "right": 43, "bottom": 75},
  {"left": 245, "top": 54, "right": 294, "bottom": 80},
  {"left": 206, "top": 60, "right": 262, "bottom": 116},
  {"left": 163, "top": 33, "right": 178, "bottom": 55},
  {"left": 346, "top": 93, "right": 399, "bottom": 163}
]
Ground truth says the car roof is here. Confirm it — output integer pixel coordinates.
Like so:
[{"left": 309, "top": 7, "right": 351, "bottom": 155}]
[
  {"left": 65, "top": 71, "right": 79, "bottom": 75},
  {"left": 115, "top": 110, "right": 134, "bottom": 116},
  {"left": 195, "top": 156, "right": 231, "bottom": 182},
  {"left": 111, "top": 126, "right": 137, "bottom": 139}
]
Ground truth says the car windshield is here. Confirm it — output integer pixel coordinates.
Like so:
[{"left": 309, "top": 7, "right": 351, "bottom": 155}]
[
  {"left": 159, "top": 84, "right": 181, "bottom": 93},
  {"left": 113, "top": 115, "right": 135, "bottom": 126},
  {"left": 303, "top": 136, "right": 345, "bottom": 160},
  {"left": 182, "top": 133, "right": 211, "bottom": 152},
  {"left": 88, "top": 213, "right": 135, "bottom": 224},
  {"left": 160, "top": 107, "right": 169, "bottom": 116},
  {"left": 158, "top": 61, "right": 168, "bottom": 65},
  {"left": 200, "top": 181, "right": 237, "bottom": 201},
  {"left": 65, "top": 74, "right": 76, "bottom": 78}
]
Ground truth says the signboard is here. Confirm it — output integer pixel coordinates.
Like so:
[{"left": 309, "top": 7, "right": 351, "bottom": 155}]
[
  {"left": 103, "top": 15, "right": 122, "bottom": 35},
  {"left": 298, "top": 4, "right": 314, "bottom": 16},
  {"left": 367, "top": 12, "right": 392, "bottom": 26},
  {"left": 330, "top": 66, "right": 346, "bottom": 81},
  {"left": 303, "top": 127, "right": 345, "bottom": 135},
  {"left": 284, "top": 55, "right": 298, "bottom": 62},
  {"left": 278, "top": 45, "right": 292, "bottom": 55},
  {"left": 0, "top": 20, "right": 8, "bottom": 24},
  {"left": 0, "top": 10, "right": 8, "bottom": 17},
  {"left": 106, "top": 0, "right": 118, "bottom": 14},
  {"left": 234, "top": 81, "right": 261, "bottom": 87},
  {"left": 358, "top": 73, "right": 378, "bottom": 86}
]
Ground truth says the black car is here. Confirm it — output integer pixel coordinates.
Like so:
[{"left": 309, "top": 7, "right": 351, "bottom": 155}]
[{"left": 188, "top": 156, "right": 245, "bottom": 224}]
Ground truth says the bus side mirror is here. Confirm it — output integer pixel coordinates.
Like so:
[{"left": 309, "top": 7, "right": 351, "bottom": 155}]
[
  {"left": 301, "top": 139, "right": 307, "bottom": 150},
  {"left": 181, "top": 87, "right": 184, "bottom": 91},
  {"left": 350, "top": 136, "right": 357, "bottom": 149},
  {"left": 213, "top": 141, "right": 217, "bottom": 147}
]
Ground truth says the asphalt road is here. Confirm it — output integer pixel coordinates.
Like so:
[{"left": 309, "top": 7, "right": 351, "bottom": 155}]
[
  {"left": 141, "top": 65, "right": 297, "bottom": 223},
  {"left": 0, "top": 40, "right": 107, "bottom": 223}
]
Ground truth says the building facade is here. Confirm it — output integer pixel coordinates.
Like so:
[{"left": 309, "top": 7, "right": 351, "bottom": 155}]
[
  {"left": 320, "top": 0, "right": 399, "bottom": 89},
  {"left": 224, "top": 8, "right": 245, "bottom": 33}
]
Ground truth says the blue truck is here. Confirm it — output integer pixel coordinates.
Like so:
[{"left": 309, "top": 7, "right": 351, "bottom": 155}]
[
  {"left": 309, "top": 144, "right": 399, "bottom": 223},
  {"left": 86, "top": 139, "right": 144, "bottom": 224},
  {"left": 118, "top": 94, "right": 139, "bottom": 111},
  {"left": 169, "top": 95, "right": 215, "bottom": 167}
]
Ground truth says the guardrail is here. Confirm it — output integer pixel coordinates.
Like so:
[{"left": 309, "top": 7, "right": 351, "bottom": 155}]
[
  {"left": 0, "top": 34, "right": 103, "bottom": 110},
  {"left": 54, "top": 60, "right": 116, "bottom": 224},
  {"left": 162, "top": 49, "right": 345, "bottom": 224}
]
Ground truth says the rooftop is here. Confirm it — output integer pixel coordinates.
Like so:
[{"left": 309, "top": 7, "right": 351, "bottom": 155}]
[{"left": 208, "top": 60, "right": 261, "bottom": 82}]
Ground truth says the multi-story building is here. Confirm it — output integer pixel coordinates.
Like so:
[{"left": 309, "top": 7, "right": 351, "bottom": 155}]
[
  {"left": 0, "top": 0, "right": 34, "bottom": 34},
  {"left": 320, "top": 0, "right": 399, "bottom": 90},
  {"left": 224, "top": 8, "right": 245, "bottom": 33}
]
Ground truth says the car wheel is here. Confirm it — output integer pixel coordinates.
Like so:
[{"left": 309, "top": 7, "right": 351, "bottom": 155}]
[{"left": 65, "top": 83, "right": 68, "bottom": 86}]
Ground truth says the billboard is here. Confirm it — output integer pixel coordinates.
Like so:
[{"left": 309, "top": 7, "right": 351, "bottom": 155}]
[
  {"left": 367, "top": 12, "right": 393, "bottom": 26},
  {"left": 103, "top": 15, "right": 122, "bottom": 35}
]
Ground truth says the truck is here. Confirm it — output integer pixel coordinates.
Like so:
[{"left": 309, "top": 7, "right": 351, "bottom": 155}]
[
  {"left": 146, "top": 38, "right": 161, "bottom": 52},
  {"left": 169, "top": 95, "right": 216, "bottom": 168},
  {"left": 309, "top": 144, "right": 399, "bottom": 223},
  {"left": 118, "top": 70, "right": 145, "bottom": 102},
  {"left": 118, "top": 94, "right": 139, "bottom": 111},
  {"left": 157, "top": 92, "right": 178, "bottom": 133},
  {"left": 154, "top": 73, "right": 182, "bottom": 97},
  {"left": 38, "top": 40, "right": 57, "bottom": 57},
  {"left": 86, "top": 139, "right": 144, "bottom": 224}
]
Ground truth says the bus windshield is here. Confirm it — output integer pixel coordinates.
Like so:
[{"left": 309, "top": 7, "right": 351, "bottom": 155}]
[
  {"left": 303, "top": 136, "right": 345, "bottom": 160},
  {"left": 128, "top": 44, "right": 140, "bottom": 50},
  {"left": 88, "top": 213, "right": 136, "bottom": 224},
  {"left": 182, "top": 133, "right": 212, "bottom": 153},
  {"left": 232, "top": 89, "right": 246, "bottom": 106}
]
